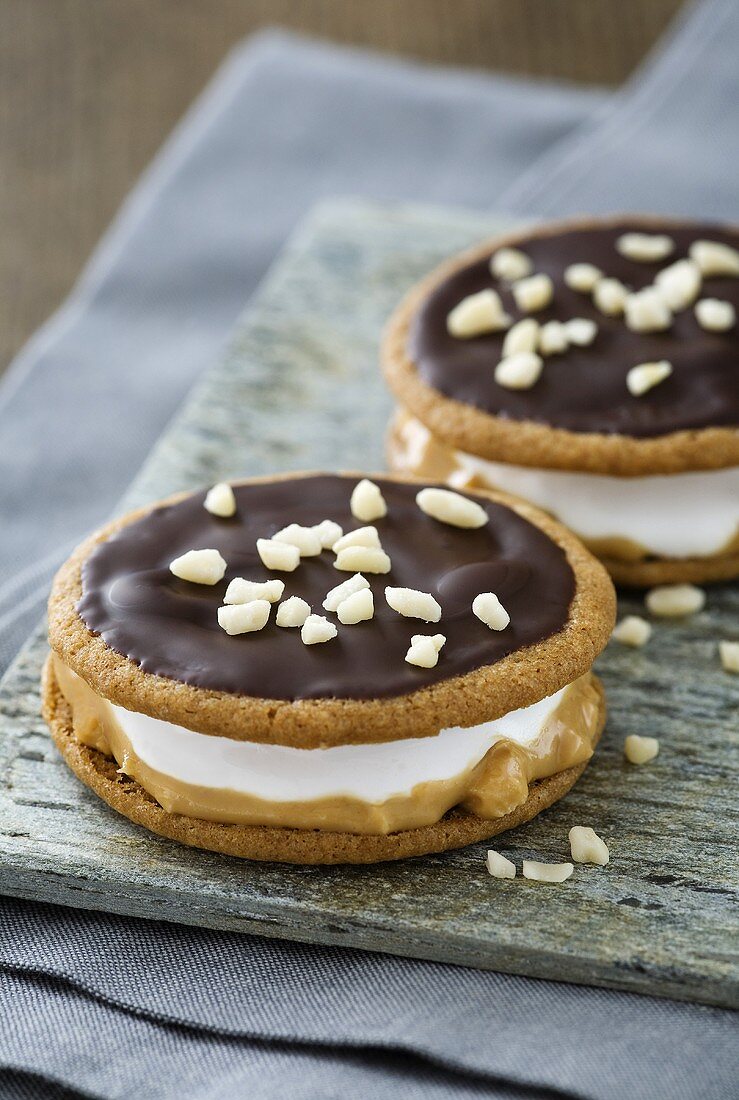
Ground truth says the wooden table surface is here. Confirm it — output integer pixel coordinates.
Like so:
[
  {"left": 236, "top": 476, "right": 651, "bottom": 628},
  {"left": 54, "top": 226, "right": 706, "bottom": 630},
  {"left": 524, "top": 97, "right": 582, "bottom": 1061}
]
[{"left": 0, "top": 0, "right": 681, "bottom": 375}]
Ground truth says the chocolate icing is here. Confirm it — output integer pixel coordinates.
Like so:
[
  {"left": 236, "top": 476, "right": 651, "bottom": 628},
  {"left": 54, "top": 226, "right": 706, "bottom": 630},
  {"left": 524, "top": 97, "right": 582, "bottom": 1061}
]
[
  {"left": 410, "top": 221, "right": 739, "bottom": 437},
  {"left": 78, "top": 476, "right": 575, "bottom": 702}
]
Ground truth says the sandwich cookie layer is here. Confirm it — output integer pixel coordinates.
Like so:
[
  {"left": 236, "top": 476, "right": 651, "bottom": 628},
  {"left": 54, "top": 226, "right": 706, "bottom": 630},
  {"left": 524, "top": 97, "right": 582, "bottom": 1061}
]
[
  {"left": 48, "top": 473, "right": 614, "bottom": 747},
  {"left": 44, "top": 659, "right": 606, "bottom": 863},
  {"left": 383, "top": 215, "right": 739, "bottom": 475},
  {"left": 52, "top": 653, "right": 601, "bottom": 834}
]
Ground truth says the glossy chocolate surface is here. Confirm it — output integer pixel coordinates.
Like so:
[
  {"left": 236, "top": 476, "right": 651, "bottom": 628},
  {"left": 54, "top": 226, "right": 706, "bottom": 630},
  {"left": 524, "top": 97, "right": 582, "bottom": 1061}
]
[
  {"left": 409, "top": 221, "right": 739, "bottom": 437},
  {"left": 78, "top": 476, "right": 575, "bottom": 701}
]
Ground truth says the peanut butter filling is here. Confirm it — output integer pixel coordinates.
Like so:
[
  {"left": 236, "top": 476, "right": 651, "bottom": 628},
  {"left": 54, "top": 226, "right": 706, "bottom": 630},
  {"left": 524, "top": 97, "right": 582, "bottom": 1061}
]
[
  {"left": 388, "top": 409, "right": 739, "bottom": 563},
  {"left": 53, "top": 653, "right": 600, "bottom": 835}
]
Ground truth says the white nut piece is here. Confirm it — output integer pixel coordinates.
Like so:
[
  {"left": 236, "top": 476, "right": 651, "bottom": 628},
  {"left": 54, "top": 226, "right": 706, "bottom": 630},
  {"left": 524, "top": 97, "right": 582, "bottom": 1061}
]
[
  {"left": 224, "top": 577, "right": 284, "bottom": 605},
  {"left": 350, "top": 479, "right": 387, "bottom": 522},
  {"left": 447, "top": 288, "right": 511, "bottom": 337},
  {"left": 695, "top": 298, "right": 736, "bottom": 332},
  {"left": 689, "top": 239, "right": 739, "bottom": 277},
  {"left": 472, "top": 592, "right": 510, "bottom": 631},
  {"left": 490, "top": 247, "right": 533, "bottom": 282},
  {"left": 616, "top": 232, "right": 674, "bottom": 262},
  {"left": 654, "top": 258, "right": 701, "bottom": 311},
  {"left": 494, "top": 351, "right": 543, "bottom": 390},
  {"left": 300, "top": 614, "right": 338, "bottom": 645},
  {"left": 169, "top": 549, "right": 227, "bottom": 585},
  {"left": 323, "top": 573, "right": 370, "bottom": 612},
  {"left": 569, "top": 826, "right": 609, "bottom": 866},
  {"left": 718, "top": 640, "right": 739, "bottom": 674},
  {"left": 611, "top": 615, "right": 651, "bottom": 648},
  {"left": 564, "top": 262, "right": 602, "bottom": 293},
  {"left": 645, "top": 583, "right": 705, "bottom": 617},
  {"left": 624, "top": 287, "right": 672, "bottom": 333},
  {"left": 538, "top": 320, "right": 568, "bottom": 356},
  {"left": 416, "top": 487, "right": 487, "bottom": 529},
  {"left": 275, "top": 596, "right": 311, "bottom": 628},
  {"left": 564, "top": 317, "right": 598, "bottom": 346},
  {"left": 512, "top": 273, "right": 553, "bottom": 313},
  {"left": 337, "top": 587, "right": 374, "bottom": 625},
  {"left": 334, "top": 546, "right": 391, "bottom": 574},
  {"left": 624, "top": 734, "right": 659, "bottom": 765},
  {"left": 273, "top": 523, "right": 322, "bottom": 557},
  {"left": 256, "top": 538, "right": 300, "bottom": 572},
  {"left": 203, "top": 482, "right": 236, "bottom": 517},
  {"left": 522, "top": 861, "right": 574, "bottom": 883},
  {"left": 485, "top": 850, "right": 516, "bottom": 879},
  {"left": 592, "top": 277, "right": 628, "bottom": 316},
  {"left": 332, "top": 526, "right": 380, "bottom": 552},
  {"left": 502, "top": 318, "right": 539, "bottom": 357},
  {"left": 385, "top": 587, "right": 442, "bottom": 622},
  {"left": 312, "top": 519, "right": 344, "bottom": 550},
  {"left": 405, "top": 634, "right": 446, "bottom": 668},
  {"left": 626, "top": 360, "right": 672, "bottom": 396},
  {"left": 217, "top": 600, "right": 270, "bottom": 636}
]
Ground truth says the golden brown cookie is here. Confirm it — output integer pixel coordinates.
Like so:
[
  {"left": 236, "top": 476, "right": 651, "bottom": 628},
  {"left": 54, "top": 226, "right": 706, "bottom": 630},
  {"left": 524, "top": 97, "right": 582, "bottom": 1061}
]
[
  {"left": 44, "top": 658, "right": 606, "bottom": 865},
  {"left": 48, "top": 472, "right": 615, "bottom": 748}
]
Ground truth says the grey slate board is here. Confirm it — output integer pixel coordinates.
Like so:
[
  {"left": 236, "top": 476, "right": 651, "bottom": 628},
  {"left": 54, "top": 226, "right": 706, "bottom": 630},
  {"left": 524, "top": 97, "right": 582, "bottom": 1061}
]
[{"left": 0, "top": 199, "right": 737, "bottom": 1009}]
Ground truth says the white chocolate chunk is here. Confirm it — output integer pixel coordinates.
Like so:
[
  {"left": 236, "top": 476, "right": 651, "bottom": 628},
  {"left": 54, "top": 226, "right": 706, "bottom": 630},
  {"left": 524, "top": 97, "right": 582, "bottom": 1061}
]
[
  {"left": 486, "top": 850, "right": 516, "bottom": 879},
  {"left": 312, "top": 519, "right": 344, "bottom": 550},
  {"left": 564, "top": 317, "right": 598, "bottom": 346},
  {"left": 217, "top": 600, "right": 270, "bottom": 635},
  {"left": 645, "top": 583, "right": 705, "bottom": 617},
  {"left": 512, "top": 273, "right": 553, "bottom": 313},
  {"left": 593, "top": 277, "right": 627, "bottom": 316},
  {"left": 502, "top": 318, "right": 539, "bottom": 357},
  {"left": 695, "top": 298, "right": 736, "bottom": 332},
  {"left": 718, "top": 640, "right": 739, "bottom": 674},
  {"left": 273, "top": 523, "right": 322, "bottom": 557},
  {"left": 689, "top": 239, "right": 739, "bottom": 277},
  {"left": 523, "top": 861, "right": 574, "bottom": 883},
  {"left": 224, "top": 577, "right": 284, "bottom": 605},
  {"left": 624, "top": 288, "right": 672, "bottom": 333},
  {"left": 203, "top": 482, "right": 236, "bottom": 517},
  {"left": 494, "top": 351, "right": 543, "bottom": 390},
  {"left": 616, "top": 232, "right": 674, "bottom": 262},
  {"left": 334, "top": 546, "right": 391, "bottom": 574},
  {"left": 569, "top": 826, "right": 609, "bottom": 866},
  {"left": 564, "top": 263, "right": 602, "bottom": 293},
  {"left": 332, "top": 526, "right": 380, "bottom": 552},
  {"left": 169, "top": 549, "right": 227, "bottom": 585},
  {"left": 624, "top": 734, "right": 659, "bottom": 765},
  {"left": 337, "top": 587, "right": 374, "bottom": 625},
  {"left": 416, "top": 487, "right": 487, "bottom": 529},
  {"left": 323, "top": 573, "right": 370, "bottom": 612},
  {"left": 447, "top": 289, "right": 511, "bottom": 337},
  {"left": 405, "top": 634, "right": 445, "bottom": 668},
  {"left": 490, "top": 247, "right": 532, "bottom": 282},
  {"left": 350, "top": 479, "right": 387, "bottom": 522},
  {"left": 612, "top": 615, "right": 651, "bottom": 648},
  {"left": 472, "top": 592, "right": 510, "bottom": 631},
  {"left": 275, "top": 596, "right": 311, "bottom": 628},
  {"left": 256, "top": 538, "right": 300, "bottom": 572},
  {"left": 655, "top": 258, "right": 701, "bottom": 311},
  {"left": 626, "top": 360, "right": 672, "bottom": 396},
  {"left": 538, "top": 320, "right": 568, "bottom": 356},
  {"left": 300, "top": 614, "right": 338, "bottom": 645},
  {"left": 385, "top": 587, "right": 442, "bottom": 622}
]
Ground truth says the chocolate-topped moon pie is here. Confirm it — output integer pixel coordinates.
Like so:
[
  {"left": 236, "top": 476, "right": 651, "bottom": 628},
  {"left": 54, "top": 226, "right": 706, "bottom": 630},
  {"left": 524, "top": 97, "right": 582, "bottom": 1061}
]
[
  {"left": 45, "top": 472, "right": 614, "bottom": 864},
  {"left": 383, "top": 215, "right": 739, "bottom": 586}
]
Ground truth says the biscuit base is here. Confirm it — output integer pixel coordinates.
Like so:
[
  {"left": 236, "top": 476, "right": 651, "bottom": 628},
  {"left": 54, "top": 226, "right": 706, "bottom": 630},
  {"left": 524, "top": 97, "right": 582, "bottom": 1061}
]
[
  {"left": 601, "top": 552, "right": 739, "bottom": 588},
  {"left": 43, "top": 659, "right": 605, "bottom": 865}
]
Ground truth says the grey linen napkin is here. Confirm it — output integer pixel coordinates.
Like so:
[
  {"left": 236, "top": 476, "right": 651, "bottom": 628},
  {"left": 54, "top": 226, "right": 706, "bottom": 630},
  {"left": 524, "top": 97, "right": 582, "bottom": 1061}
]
[{"left": 1, "top": 1, "right": 738, "bottom": 1096}]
